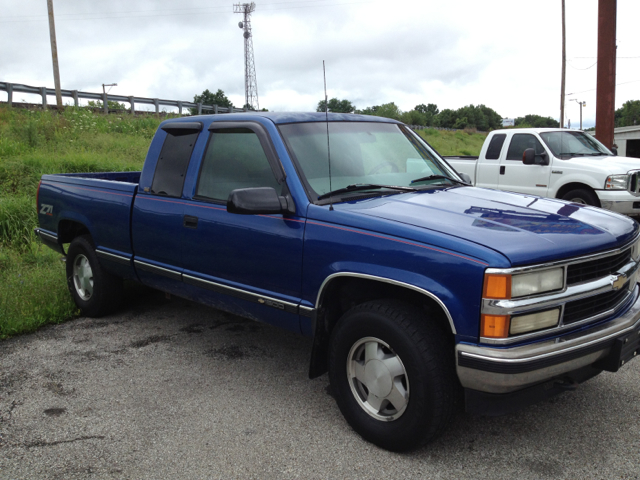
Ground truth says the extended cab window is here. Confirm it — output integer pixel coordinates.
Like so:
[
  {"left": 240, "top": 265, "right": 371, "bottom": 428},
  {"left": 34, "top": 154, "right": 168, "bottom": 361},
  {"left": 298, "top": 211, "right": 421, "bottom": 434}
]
[
  {"left": 151, "top": 128, "right": 199, "bottom": 197},
  {"left": 196, "top": 128, "right": 280, "bottom": 201},
  {"left": 506, "top": 134, "right": 546, "bottom": 161},
  {"left": 485, "top": 134, "right": 506, "bottom": 160}
]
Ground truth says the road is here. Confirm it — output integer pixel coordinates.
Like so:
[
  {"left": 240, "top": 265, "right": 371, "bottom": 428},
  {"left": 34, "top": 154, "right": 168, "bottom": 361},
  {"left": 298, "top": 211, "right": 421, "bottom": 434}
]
[{"left": 1, "top": 286, "right": 639, "bottom": 479}]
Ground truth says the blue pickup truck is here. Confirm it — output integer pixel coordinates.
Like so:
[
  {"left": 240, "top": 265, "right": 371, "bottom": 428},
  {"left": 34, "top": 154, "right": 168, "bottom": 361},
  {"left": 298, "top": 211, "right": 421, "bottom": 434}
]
[{"left": 36, "top": 112, "right": 640, "bottom": 451}]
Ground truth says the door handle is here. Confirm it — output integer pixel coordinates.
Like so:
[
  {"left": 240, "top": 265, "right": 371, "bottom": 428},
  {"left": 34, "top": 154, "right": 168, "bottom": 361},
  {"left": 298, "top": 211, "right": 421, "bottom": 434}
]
[
  {"left": 183, "top": 215, "right": 198, "bottom": 229},
  {"left": 500, "top": 166, "right": 505, "bottom": 175}
]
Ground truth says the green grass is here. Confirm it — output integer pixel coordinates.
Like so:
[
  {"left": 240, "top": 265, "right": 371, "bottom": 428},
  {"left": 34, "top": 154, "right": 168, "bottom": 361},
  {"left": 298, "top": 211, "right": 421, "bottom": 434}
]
[
  {"left": 0, "top": 107, "right": 490, "bottom": 339},
  {"left": 0, "top": 243, "right": 77, "bottom": 337},
  {"left": 0, "top": 105, "right": 162, "bottom": 339},
  {"left": 417, "top": 128, "right": 488, "bottom": 156}
]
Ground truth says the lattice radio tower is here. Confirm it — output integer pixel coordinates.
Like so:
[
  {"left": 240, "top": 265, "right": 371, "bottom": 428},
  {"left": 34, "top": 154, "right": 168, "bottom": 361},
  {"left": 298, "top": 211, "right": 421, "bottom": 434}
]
[{"left": 234, "top": 2, "right": 259, "bottom": 110}]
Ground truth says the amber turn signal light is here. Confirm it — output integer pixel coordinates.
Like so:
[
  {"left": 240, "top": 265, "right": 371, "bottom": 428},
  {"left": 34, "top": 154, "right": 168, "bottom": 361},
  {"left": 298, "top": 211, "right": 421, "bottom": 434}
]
[
  {"left": 481, "top": 314, "right": 511, "bottom": 338},
  {"left": 483, "top": 274, "right": 512, "bottom": 299}
]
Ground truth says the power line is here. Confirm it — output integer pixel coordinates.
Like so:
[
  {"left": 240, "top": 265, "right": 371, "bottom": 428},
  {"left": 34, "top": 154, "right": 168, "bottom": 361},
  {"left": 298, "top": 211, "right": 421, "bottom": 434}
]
[
  {"left": 567, "top": 60, "right": 598, "bottom": 70},
  {"left": 0, "top": 0, "right": 370, "bottom": 23},
  {"left": 566, "top": 79, "right": 640, "bottom": 96}
]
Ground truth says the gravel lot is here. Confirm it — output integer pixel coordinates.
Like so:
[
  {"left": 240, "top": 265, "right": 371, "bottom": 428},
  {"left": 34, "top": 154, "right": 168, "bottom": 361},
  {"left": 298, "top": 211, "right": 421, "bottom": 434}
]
[{"left": 1, "top": 286, "right": 639, "bottom": 480}]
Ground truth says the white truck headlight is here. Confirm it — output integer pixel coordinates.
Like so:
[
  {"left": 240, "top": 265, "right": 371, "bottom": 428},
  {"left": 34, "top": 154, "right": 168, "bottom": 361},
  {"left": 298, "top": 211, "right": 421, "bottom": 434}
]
[
  {"left": 511, "top": 268, "right": 564, "bottom": 298},
  {"left": 605, "top": 174, "right": 628, "bottom": 190},
  {"left": 632, "top": 238, "right": 640, "bottom": 262}
]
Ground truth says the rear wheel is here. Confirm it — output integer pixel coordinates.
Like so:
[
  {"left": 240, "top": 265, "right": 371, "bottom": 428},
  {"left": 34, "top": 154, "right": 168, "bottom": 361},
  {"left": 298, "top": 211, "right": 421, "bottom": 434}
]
[
  {"left": 66, "top": 235, "right": 123, "bottom": 317},
  {"left": 561, "top": 188, "right": 599, "bottom": 206},
  {"left": 328, "top": 300, "right": 456, "bottom": 451}
]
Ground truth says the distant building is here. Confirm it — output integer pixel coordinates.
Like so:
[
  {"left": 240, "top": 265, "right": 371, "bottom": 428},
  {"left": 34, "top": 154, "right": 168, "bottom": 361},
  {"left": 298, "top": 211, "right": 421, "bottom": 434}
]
[
  {"left": 502, "top": 118, "right": 515, "bottom": 127},
  {"left": 614, "top": 126, "right": 640, "bottom": 158}
]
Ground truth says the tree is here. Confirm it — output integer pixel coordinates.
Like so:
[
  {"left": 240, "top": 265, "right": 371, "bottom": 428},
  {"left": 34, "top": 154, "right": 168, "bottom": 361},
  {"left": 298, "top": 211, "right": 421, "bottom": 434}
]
[
  {"left": 415, "top": 103, "right": 439, "bottom": 116},
  {"left": 400, "top": 110, "right": 427, "bottom": 126},
  {"left": 514, "top": 114, "right": 559, "bottom": 128},
  {"left": 190, "top": 89, "right": 233, "bottom": 115},
  {"left": 87, "top": 100, "right": 128, "bottom": 111},
  {"left": 357, "top": 105, "right": 380, "bottom": 116},
  {"left": 374, "top": 103, "right": 402, "bottom": 120},
  {"left": 316, "top": 98, "right": 356, "bottom": 113},
  {"left": 437, "top": 109, "right": 457, "bottom": 128},
  {"left": 615, "top": 100, "right": 640, "bottom": 127}
]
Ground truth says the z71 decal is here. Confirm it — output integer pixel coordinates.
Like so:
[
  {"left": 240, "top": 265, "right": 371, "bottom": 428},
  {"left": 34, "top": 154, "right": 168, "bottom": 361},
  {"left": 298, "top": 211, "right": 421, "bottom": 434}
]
[{"left": 39, "top": 204, "right": 53, "bottom": 216}]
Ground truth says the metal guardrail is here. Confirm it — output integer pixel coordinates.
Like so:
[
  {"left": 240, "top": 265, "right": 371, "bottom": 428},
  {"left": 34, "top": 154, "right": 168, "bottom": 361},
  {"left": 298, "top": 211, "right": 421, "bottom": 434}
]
[{"left": 0, "top": 81, "right": 248, "bottom": 115}]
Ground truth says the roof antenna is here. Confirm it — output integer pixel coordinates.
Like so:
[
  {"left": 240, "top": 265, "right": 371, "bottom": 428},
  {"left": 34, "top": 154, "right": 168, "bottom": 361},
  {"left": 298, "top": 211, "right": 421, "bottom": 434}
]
[{"left": 323, "top": 61, "right": 334, "bottom": 211}]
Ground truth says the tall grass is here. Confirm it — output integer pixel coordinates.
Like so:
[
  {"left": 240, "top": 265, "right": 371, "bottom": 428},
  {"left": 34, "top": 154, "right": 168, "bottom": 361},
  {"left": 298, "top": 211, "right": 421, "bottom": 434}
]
[
  {"left": 418, "top": 128, "right": 488, "bottom": 156},
  {"left": 0, "top": 105, "right": 162, "bottom": 338}
]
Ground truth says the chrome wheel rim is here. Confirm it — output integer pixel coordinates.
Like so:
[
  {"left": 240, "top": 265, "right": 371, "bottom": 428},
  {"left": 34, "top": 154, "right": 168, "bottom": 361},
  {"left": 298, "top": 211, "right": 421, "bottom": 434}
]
[
  {"left": 569, "top": 197, "right": 587, "bottom": 204},
  {"left": 72, "top": 254, "right": 93, "bottom": 301},
  {"left": 347, "top": 337, "right": 409, "bottom": 421}
]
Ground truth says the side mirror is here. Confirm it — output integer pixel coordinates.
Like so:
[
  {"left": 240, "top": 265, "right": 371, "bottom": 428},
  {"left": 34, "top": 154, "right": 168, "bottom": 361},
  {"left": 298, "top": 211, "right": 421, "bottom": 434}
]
[
  {"left": 523, "top": 148, "right": 549, "bottom": 166},
  {"left": 523, "top": 148, "right": 536, "bottom": 165},
  {"left": 227, "top": 187, "right": 295, "bottom": 215},
  {"left": 458, "top": 172, "right": 473, "bottom": 185}
]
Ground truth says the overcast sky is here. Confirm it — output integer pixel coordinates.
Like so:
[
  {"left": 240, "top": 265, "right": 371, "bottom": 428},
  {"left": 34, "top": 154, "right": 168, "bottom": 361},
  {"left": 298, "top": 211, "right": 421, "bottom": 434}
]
[{"left": 1, "top": 0, "right": 639, "bottom": 128}]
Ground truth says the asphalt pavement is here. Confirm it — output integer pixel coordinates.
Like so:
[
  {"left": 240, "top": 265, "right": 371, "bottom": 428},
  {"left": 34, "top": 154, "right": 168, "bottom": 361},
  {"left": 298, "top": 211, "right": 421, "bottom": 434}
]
[{"left": 1, "top": 285, "right": 639, "bottom": 479}]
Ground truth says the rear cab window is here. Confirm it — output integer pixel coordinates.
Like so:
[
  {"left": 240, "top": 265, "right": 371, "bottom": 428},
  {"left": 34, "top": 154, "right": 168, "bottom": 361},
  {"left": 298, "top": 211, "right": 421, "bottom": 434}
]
[
  {"left": 485, "top": 134, "right": 506, "bottom": 160},
  {"left": 150, "top": 122, "right": 202, "bottom": 197}
]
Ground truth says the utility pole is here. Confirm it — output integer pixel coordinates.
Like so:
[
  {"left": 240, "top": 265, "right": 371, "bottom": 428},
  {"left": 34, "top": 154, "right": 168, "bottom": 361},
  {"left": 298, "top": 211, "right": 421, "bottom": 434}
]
[
  {"left": 102, "top": 83, "right": 117, "bottom": 114},
  {"left": 560, "top": 0, "right": 566, "bottom": 129},
  {"left": 234, "top": 2, "right": 259, "bottom": 111},
  {"left": 46, "top": 0, "right": 63, "bottom": 109},
  {"left": 571, "top": 99, "right": 586, "bottom": 130},
  {"left": 595, "top": 0, "right": 617, "bottom": 148}
]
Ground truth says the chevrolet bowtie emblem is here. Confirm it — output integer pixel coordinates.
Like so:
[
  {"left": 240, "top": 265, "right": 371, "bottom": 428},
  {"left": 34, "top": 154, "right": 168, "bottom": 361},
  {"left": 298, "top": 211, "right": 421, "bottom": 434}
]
[{"left": 611, "top": 274, "right": 627, "bottom": 290}]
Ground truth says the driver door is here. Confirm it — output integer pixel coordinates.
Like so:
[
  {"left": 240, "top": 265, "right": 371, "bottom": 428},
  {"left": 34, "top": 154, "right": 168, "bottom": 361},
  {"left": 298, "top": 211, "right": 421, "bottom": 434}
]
[{"left": 498, "top": 133, "right": 552, "bottom": 197}]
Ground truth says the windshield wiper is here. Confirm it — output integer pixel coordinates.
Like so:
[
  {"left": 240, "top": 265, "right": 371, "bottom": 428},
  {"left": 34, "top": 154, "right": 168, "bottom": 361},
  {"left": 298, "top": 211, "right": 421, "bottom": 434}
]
[
  {"left": 410, "top": 174, "right": 467, "bottom": 186},
  {"left": 317, "top": 184, "right": 416, "bottom": 201}
]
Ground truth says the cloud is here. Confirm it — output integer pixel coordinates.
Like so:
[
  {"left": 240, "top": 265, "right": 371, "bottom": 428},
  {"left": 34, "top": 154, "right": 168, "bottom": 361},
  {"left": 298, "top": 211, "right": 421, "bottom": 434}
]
[{"left": 1, "top": 0, "right": 638, "bottom": 118}]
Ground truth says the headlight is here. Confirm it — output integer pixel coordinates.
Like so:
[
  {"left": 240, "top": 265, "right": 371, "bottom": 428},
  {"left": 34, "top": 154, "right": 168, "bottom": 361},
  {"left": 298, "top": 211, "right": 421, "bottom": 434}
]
[
  {"left": 483, "top": 267, "right": 564, "bottom": 299},
  {"left": 481, "top": 308, "right": 561, "bottom": 338},
  {"left": 632, "top": 238, "right": 640, "bottom": 262},
  {"left": 510, "top": 309, "right": 560, "bottom": 335},
  {"left": 605, "top": 174, "right": 628, "bottom": 190}
]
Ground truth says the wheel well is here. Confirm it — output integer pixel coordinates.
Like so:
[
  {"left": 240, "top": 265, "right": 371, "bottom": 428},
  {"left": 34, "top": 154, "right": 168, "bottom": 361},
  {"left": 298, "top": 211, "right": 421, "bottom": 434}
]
[
  {"left": 555, "top": 183, "right": 601, "bottom": 207},
  {"left": 57, "top": 220, "right": 90, "bottom": 244},
  {"left": 309, "top": 276, "right": 454, "bottom": 378}
]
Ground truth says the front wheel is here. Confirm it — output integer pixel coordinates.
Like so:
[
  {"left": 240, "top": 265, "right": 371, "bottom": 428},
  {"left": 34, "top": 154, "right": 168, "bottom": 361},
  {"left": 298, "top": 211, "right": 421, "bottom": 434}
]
[
  {"left": 328, "top": 300, "right": 456, "bottom": 451},
  {"left": 561, "top": 188, "right": 599, "bottom": 206},
  {"left": 66, "top": 235, "right": 123, "bottom": 317}
]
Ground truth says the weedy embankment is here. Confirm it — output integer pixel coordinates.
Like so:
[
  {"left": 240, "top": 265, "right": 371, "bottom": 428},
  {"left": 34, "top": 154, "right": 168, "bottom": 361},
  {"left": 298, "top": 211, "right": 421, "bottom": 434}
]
[{"left": 0, "top": 105, "right": 159, "bottom": 338}]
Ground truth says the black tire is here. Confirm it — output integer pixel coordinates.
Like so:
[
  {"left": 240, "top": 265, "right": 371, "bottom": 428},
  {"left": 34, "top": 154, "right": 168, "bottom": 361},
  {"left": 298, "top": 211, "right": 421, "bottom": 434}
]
[
  {"left": 561, "top": 188, "right": 599, "bottom": 206},
  {"left": 328, "top": 300, "right": 456, "bottom": 452},
  {"left": 66, "top": 235, "right": 123, "bottom": 317}
]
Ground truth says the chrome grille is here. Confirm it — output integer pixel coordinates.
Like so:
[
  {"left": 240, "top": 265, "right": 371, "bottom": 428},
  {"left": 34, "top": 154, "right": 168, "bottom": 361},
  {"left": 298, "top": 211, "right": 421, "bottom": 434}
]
[
  {"left": 628, "top": 170, "right": 640, "bottom": 195},
  {"left": 566, "top": 249, "right": 631, "bottom": 285},
  {"left": 562, "top": 286, "right": 631, "bottom": 325}
]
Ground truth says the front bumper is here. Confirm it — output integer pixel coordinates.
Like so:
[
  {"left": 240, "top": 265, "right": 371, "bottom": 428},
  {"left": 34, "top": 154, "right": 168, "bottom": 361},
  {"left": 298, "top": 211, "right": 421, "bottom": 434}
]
[
  {"left": 456, "top": 284, "right": 640, "bottom": 394},
  {"left": 597, "top": 190, "right": 640, "bottom": 215}
]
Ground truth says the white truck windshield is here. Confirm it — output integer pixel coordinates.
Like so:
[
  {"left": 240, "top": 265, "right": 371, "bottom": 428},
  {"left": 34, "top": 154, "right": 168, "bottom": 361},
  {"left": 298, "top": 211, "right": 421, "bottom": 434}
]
[{"left": 540, "top": 131, "right": 613, "bottom": 159}]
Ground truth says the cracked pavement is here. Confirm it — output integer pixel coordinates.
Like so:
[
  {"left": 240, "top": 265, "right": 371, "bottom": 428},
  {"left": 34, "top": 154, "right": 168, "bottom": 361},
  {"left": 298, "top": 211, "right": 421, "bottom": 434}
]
[{"left": 1, "top": 284, "right": 639, "bottom": 479}]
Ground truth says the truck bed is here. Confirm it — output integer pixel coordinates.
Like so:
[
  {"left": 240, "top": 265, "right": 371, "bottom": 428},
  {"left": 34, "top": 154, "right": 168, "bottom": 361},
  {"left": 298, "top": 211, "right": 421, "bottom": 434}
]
[{"left": 37, "top": 171, "right": 141, "bottom": 271}]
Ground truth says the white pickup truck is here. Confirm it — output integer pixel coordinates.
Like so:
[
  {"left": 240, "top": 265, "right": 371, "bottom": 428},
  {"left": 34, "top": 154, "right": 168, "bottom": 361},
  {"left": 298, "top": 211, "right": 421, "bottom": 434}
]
[{"left": 446, "top": 128, "right": 640, "bottom": 216}]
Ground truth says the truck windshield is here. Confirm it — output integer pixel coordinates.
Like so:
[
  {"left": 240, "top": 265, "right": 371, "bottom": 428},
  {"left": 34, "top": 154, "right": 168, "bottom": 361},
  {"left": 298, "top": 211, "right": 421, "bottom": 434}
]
[
  {"left": 278, "top": 122, "right": 461, "bottom": 200},
  {"left": 539, "top": 131, "right": 613, "bottom": 159}
]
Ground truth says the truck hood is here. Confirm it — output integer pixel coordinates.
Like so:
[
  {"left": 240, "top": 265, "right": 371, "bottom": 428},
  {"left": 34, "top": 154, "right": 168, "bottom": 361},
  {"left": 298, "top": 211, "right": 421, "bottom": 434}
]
[
  {"left": 342, "top": 186, "right": 638, "bottom": 266},
  {"left": 564, "top": 155, "right": 640, "bottom": 173}
]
